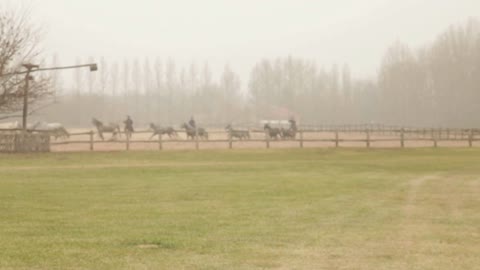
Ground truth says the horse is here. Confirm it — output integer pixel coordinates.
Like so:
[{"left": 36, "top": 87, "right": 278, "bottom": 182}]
[
  {"left": 149, "top": 123, "right": 178, "bottom": 140},
  {"left": 280, "top": 121, "right": 297, "bottom": 140},
  {"left": 280, "top": 128, "right": 297, "bottom": 140},
  {"left": 123, "top": 126, "right": 133, "bottom": 140},
  {"left": 225, "top": 124, "right": 250, "bottom": 140},
  {"left": 181, "top": 123, "right": 208, "bottom": 140},
  {"left": 92, "top": 118, "right": 121, "bottom": 141},
  {"left": 264, "top": 123, "right": 281, "bottom": 140},
  {"left": 35, "top": 121, "right": 70, "bottom": 140}
]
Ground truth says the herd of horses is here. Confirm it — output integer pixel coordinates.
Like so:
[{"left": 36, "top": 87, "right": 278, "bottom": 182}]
[
  {"left": 263, "top": 122, "right": 297, "bottom": 140},
  {"left": 1, "top": 118, "right": 298, "bottom": 142},
  {"left": 90, "top": 118, "right": 298, "bottom": 141},
  {"left": 91, "top": 118, "right": 212, "bottom": 141}
]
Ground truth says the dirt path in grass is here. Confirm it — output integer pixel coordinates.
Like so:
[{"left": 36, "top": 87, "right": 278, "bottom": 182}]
[
  {"left": 404, "top": 175, "right": 434, "bottom": 218},
  {"left": 0, "top": 159, "right": 301, "bottom": 171},
  {"left": 398, "top": 174, "right": 439, "bottom": 258},
  {"left": 0, "top": 162, "right": 238, "bottom": 171}
]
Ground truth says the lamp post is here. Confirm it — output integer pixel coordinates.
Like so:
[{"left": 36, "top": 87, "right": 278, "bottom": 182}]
[
  {"left": 21, "top": 64, "right": 39, "bottom": 130},
  {"left": 12, "top": 63, "right": 98, "bottom": 130}
]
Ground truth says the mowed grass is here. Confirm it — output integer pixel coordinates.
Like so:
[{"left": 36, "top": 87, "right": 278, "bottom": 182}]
[{"left": 0, "top": 149, "right": 479, "bottom": 269}]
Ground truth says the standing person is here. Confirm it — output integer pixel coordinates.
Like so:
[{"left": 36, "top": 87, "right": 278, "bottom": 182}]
[
  {"left": 124, "top": 115, "right": 134, "bottom": 138},
  {"left": 189, "top": 116, "right": 196, "bottom": 129}
]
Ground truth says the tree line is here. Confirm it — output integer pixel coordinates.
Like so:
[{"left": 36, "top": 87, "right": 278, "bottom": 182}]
[{"left": 2, "top": 5, "right": 479, "bottom": 128}]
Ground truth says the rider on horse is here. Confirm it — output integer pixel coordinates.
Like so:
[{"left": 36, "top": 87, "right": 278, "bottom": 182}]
[
  {"left": 189, "top": 116, "right": 196, "bottom": 129},
  {"left": 124, "top": 115, "right": 134, "bottom": 133},
  {"left": 288, "top": 117, "right": 297, "bottom": 130}
]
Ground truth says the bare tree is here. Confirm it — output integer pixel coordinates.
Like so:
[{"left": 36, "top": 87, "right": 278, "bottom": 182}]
[
  {"left": 109, "top": 61, "right": 119, "bottom": 120},
  {"left": 165, "top": 58, "right": 176, "bottom": 121},
  {"left": 86, "top": 56, "right": 96, "bottom": 95},
  {"left": 99, "top": 57, "right": 108, "bottom": 96},
  {"left": 153, "top": 58, "right": 164, "bottom": 120},
  {"left": 0, "top": 7, "right": 51, "bottom": 118},
  {"left": 110, "top": 61, "right": 119, "bottom": 97},
  {"left": 73, "top": 58, "right": 84, "bottom": 95},
  {"left": 220, "top": 65, "right": 241, "bottom": 123},
  {"left": 50, "top": 53, "right": 62, "bottom": 102},
  {"left": 131, "top": 58, "right": 141, "bottom": 117},
  {"left": 143, "top": 58, "right": 152, "bottom": 121}
]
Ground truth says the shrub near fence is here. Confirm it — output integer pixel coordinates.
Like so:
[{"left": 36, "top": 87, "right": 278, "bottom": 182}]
[
  {"left": 0, "top": 129, "right": 50, "bottom": 153},
  {"left": 47, "top": 125, "right": 480, "bottom": 152}
]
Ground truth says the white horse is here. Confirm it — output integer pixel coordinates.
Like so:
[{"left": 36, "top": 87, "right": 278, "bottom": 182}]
[{"left": 35, "top": 121, "right": 69, "bottom": 140}]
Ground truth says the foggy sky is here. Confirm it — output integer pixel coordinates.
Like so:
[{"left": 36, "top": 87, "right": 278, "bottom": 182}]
[{"left": 9, "top": 0, "right": 480, "bottom": 83}]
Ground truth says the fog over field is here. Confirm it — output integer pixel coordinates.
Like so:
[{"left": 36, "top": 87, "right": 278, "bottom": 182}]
[
  {"left": 3, "top": 2, "right": 480, "bottom": 268},
  {"left": 2, "top": 0, "right": 480, "bottom": 127}
]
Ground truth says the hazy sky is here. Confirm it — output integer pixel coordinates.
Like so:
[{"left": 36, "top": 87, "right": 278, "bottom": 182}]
[{"left": 7, "top": 0, "right": 480, "bottom": 84}]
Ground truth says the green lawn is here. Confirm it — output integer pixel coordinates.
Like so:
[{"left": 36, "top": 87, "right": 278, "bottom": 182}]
[{"left": 0, "top": 149, "right": 479, "bottom": 269}]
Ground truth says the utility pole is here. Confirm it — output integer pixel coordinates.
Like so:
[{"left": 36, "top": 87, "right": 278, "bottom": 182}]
[
  {"left": 3, "top": 63, "right": 98, "bottom": 130},
  {"left": 22, "top": 64, "right": 39, "bottom": 130}
]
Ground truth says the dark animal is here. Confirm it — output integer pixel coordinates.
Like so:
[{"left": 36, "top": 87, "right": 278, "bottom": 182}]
[
  {"left": 149, "top": 123, "right": 178, "bottom": 140},
  {"left": 280, "top": 128, "right": 297, "bottom": 140},
  {"left": 225, "top": 124, "right": 250, "bottom": 140},
  {"left": 181, "top": 123, "right": 208, "bottom": 140},
  {"left": 92, "top": 118, "right": 121, "bottom": 141},
  {"left": 264, "top": 123, "right": 281, "bottom": 140},
  {"left": 280, "top": 119, "right": 297, "bottom": 140},
  {"left": 189, "top": 117, "right": 196, "bottom": 128}
]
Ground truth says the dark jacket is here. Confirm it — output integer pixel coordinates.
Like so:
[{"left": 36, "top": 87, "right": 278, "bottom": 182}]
[{"left": 124, "top": 118, "right": 134, "bottom": 132}]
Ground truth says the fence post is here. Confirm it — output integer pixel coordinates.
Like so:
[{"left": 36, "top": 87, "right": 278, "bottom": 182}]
[
  {"left": 366, "top": 129, "right": 370, "bottom": 148},
  {"left": 89, "top": 131, "right": 94, "bottom": 151},
  {"left": 195, "top": 128, "right": 199, "bottom": 150},
  {"left": 468, "top": 129, "right": 473, "bottom": 148},
  {"left": 228, "top": 132, "right": 233, "bottom": 149},
  {"left": 158, "top": 134, "right": 163, "bottom": 150},
  {"left": 335, "top": 131, "right": 339, "bottom": 147},
  {"left": 433, "top": 132, "right": 437, "bottom": 148},
  {"left": 126, "top": 133, "right": 130, "bottom": 151},
  {"left": 400, "top": 128, "right": 405, "bottom": 148},
  {"left": 299, "top": 130, "right": 304, "bottom": 148}
]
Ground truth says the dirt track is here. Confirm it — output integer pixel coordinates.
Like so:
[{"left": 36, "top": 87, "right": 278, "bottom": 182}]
[{"left": 50, "top": 129, "right": 475, "bottom": 152}]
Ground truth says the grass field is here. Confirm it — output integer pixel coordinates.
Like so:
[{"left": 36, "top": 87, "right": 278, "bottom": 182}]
[{"left": 1, "top": 149, "right": 479, "bottom": 269}]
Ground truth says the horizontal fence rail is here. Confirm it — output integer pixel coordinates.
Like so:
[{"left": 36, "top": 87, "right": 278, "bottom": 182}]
[
  {"left": 53, "top": 126, "right": 480, "bottom": 151},
  {"left": 2, "top": 124, "right": 480, "bottom": 152}
]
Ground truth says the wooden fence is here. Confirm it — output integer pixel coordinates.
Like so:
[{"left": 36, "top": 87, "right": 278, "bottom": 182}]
[
  {"left": 0, "top": 129, "right": 50, "bottom": 153},
  {"left": 46, "top": 126, "right": 480, "bottom": 151}
]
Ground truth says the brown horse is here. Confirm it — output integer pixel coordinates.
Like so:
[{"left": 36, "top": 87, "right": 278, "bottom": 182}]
[
  {"left": 149, "top": 123, "right": 178, "bottom": 139},
  {"left": 264, "top": 124, "right": 281, "bottom": 140},
  {"left": 225, "top": 124, "right": 250, "bottom": 140},
  {"left": 92, "top": 118, "right": 121, "bottom": 141},
  {"left": 181, "top": 123, "right": 208, "bottom": 140}
]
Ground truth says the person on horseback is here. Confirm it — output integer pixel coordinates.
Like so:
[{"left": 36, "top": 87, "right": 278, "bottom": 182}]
[
  {"left": 289, "top": 117, "right": 297, "bottom": 130},
  {"left": 124, "top": 115, "right": 134, "bottom": 134},
  {"left": 189, "top": 116, "right": 196, "bottom": 129}
]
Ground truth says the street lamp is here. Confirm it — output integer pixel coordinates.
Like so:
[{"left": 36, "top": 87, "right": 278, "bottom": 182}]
[
  {"left": 21, "top": 64, "right": 39, "bottom": 131},
  {"left": 15, "top": 63, "right": 98, "bottom": 130}
]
